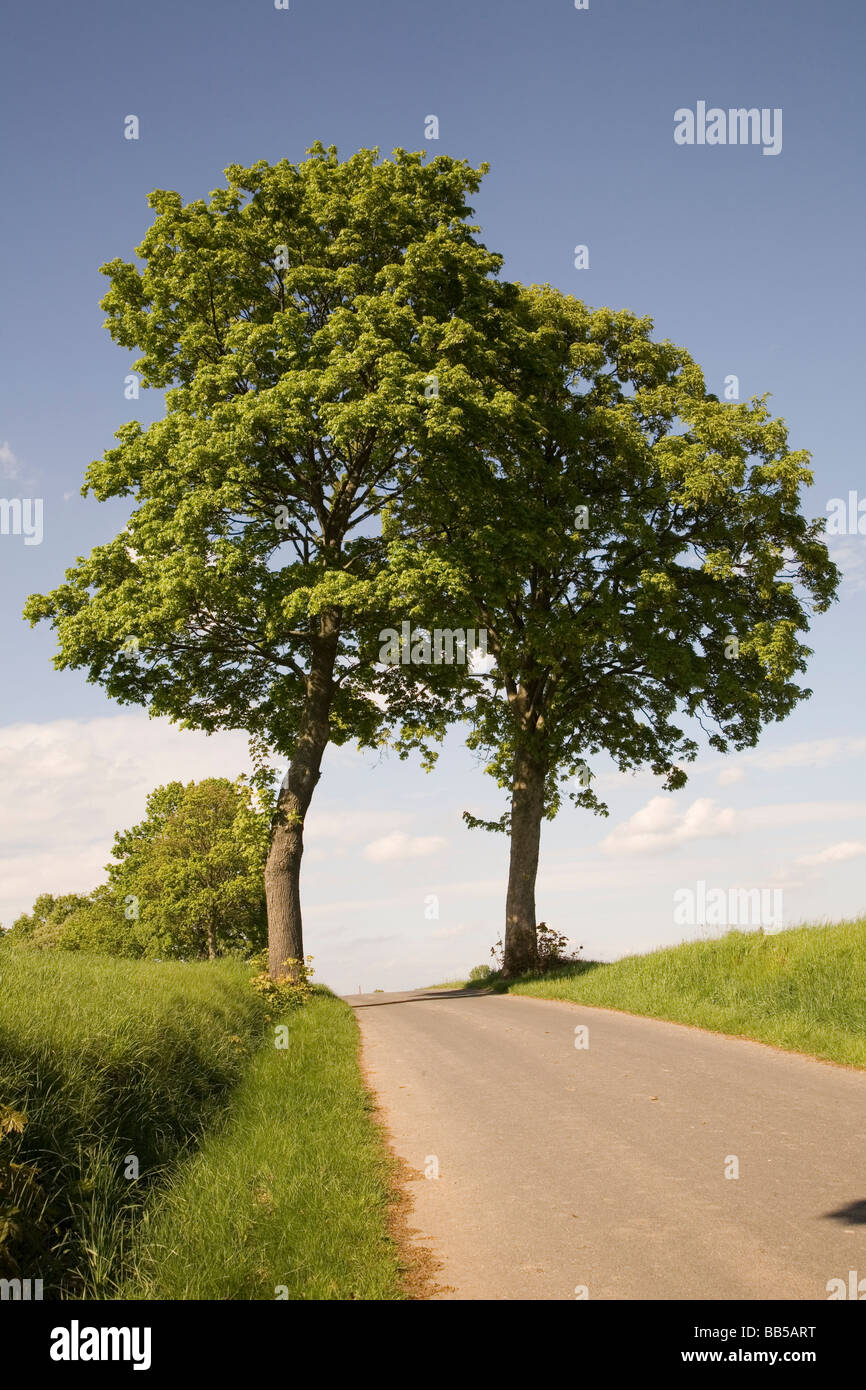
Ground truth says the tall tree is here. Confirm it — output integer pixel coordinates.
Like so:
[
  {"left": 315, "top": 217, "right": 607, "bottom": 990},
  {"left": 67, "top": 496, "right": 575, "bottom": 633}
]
[
  {"left": 24, "top": 144, "right": 504, "bottom": 977},
  {"left": 385, "top": 286, "right": 839, "bottom": 975}
]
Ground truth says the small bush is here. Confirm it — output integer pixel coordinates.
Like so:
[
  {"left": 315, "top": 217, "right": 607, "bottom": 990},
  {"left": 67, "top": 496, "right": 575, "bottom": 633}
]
[
  {"left": 488, "top": 923, "right": 581, "bottom": 975},
  {"left": 468, "top": 964, "right": 492, "bottom": 983},
  {"left": 536, "top": 922, "right": 582, "bottom": 971},
  {"left": 249, "top": 953, "right": 314, "bottom": 1011}
]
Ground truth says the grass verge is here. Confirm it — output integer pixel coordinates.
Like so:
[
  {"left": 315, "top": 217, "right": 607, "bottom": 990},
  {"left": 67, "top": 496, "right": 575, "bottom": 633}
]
[
  {"left": 498, "top": 920, "right": 866, "bottom": 1069},
  {"left": 120, "top": 988, "right": 406, "bottom": 1300},
  {"left": 0, "top": 949, "right": 266, "bottom": 1295}
]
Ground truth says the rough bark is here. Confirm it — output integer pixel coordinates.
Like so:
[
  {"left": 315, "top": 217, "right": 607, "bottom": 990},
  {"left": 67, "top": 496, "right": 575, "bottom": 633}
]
[
  {"left": 502, "top": 738, "right": 546, "bottom": 977},
  {"left": 265, "top": 612, "right": 339, "bottom": 979}
]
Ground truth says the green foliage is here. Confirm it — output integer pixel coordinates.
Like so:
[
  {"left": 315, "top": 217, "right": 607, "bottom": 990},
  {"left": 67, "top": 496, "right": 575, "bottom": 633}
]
[
  {"left": 535, "top": 922, "right": 580, "bottom": 970},
  {"left": 0, "top": 1105, "right": 62, "bottom": 1282},
  {"left": 58, "top": 889, "right": 144, "bottom": 957},
  {"left": 5, "top": 886, "right": 144, "bottom": 958},
  {"left": 249, "top": 952, "right": 314, "bottom": 1010},
  {"left": 468, "top": 963, "right": 492, "bottom": 983},
  {"left": 0, "top": 949, "right": 267, "bottom": 1294},
  {"left": 385, "top": 285, "right": 840, "bottom": 817},
  {"left": 105, "top": 776, "right": 269, "bottom": 960},
  {"left": 7, "top": 893, "right": 92, "bottom": 949},
  {"left": 23, "top": 145, "right": 504, "bottom": 766}
]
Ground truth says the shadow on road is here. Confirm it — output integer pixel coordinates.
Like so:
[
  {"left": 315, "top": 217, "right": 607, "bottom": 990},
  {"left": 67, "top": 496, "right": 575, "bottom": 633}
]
[
  {"left": 346, "top": 988, "right": 489, "bottom": 1008},
  {"left": 823, "top": 1198, "right": 866, "bottom": 1225}
]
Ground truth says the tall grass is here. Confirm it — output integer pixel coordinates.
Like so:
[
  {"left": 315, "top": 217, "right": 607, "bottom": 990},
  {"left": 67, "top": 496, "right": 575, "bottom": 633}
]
[
  {"left": 121, "top": 989, "right": 405, "bottom": 1300},
  {"left": 0, "top": 949, "right": 266, "bottom": 1295},
  {"left": 504, "top": 919, "right": 866, "bottom": 1067}
]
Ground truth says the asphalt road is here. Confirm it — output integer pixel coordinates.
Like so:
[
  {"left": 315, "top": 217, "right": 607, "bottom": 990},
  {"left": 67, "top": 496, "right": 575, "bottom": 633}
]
[{"left": 347, "top": 987, "right": 866, "bottom": 1300}]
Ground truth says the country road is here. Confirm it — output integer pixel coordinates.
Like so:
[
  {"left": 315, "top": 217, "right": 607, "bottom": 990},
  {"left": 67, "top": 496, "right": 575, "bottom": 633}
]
[{"left": 347, "top": 988, "right": 866, "bottom": 1301}]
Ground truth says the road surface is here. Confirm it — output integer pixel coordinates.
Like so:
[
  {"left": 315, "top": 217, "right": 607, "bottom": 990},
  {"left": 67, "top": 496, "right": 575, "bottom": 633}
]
[{"left": 347, "top": 987, "right": 866, "bottom": 1300}]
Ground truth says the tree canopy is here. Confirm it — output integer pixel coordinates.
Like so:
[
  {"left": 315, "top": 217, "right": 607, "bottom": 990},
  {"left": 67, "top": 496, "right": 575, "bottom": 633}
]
[
  {"left": 5, "top": 894, "right": 93, "bottom": 951},
  {"left": 383, "top": 284, "right": 839, "bottom": 972},
  {"left": 105, "top": 777, "right": 268, "bottom": 959}
]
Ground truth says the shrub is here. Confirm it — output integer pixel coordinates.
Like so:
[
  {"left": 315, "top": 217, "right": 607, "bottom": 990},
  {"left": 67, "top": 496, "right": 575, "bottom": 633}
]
[
  {"left": 536, "top": 922, "right": 581, "bottom": 970},
  {"left": 249, "top": 954, "right": 315, "bottom": 1011},
  {"left": 489, "top": 923, "right": 581, "bottom": 975}
]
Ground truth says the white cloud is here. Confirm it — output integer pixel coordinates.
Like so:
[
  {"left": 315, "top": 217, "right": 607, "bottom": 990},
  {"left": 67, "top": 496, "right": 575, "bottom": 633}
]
[
  {"left": 304, "top": 896, "right": 410, "bottom": 919},
  {"left": 797, "top": 840, "right": 866, "bottom": 867},
  {"left": 363, "top": 831, "right": 447, "bottom": 862},
  {"left": 742, "top": 802, "right": 866, "bottom": 829},
  {"left": 718, "top": 767, "right": 745, "bottom": 786},
  {"left": 689, "top": 736, "right": 866, "bottom": 783},
  {"left": 601, "top": 797, "right": 738, "bottom": 855},
  {"left": 0, "top": 441, "right": 21, "bottom": 480},
  {"left": 305, "top": 808, "right": 411, "bottom": 844},
  {"left": 601, "top": 791, "right": 866, "bottom": 858},
  {"left": 826, "top": 537, "right": 866, "bottom": 593},
  {"left": 749, "top": 737, "right": 866, "bottom": 771}
]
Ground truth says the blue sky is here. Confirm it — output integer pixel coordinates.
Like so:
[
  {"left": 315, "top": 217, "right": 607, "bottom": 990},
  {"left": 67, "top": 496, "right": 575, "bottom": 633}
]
[{"left": 1, "top": 0, "right": 864, "bottom": 991}]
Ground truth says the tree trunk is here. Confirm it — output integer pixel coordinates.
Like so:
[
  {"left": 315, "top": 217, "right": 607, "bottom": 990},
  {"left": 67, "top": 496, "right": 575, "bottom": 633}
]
[
  {"left": 502, "top": 740, "right": 546, "bottom": 977},
  {"left": 265, "top": 613, "right": 339, "bottom": 979}
]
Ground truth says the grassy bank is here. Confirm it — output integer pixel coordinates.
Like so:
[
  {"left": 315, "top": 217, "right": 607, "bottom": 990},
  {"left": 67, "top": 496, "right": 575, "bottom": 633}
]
[
  {"left": 498, "top": 920, "right": 866, "bottom": 1068},
  {"left": 0, "top": 949, "right": 266, "bottom": 1295},
  {"left": 121, "top": 989, "right": 405, "bottom": 1300}
]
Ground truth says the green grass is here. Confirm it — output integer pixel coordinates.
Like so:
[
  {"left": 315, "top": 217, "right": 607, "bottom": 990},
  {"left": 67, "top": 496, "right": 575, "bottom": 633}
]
[
  {"left": 120, "top": 989, "right": 405, "bottom": 1300},
  {"left": 499, "top": 919, "right": 866, "bottom": 1068},
  {"left": 0, "top": 948, "right": 266, "bottom": 1295}
]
